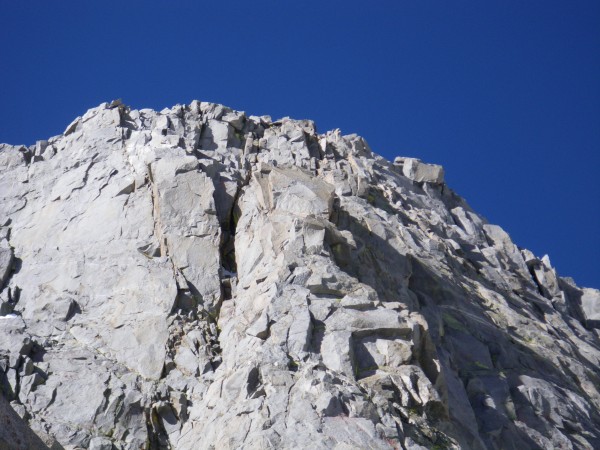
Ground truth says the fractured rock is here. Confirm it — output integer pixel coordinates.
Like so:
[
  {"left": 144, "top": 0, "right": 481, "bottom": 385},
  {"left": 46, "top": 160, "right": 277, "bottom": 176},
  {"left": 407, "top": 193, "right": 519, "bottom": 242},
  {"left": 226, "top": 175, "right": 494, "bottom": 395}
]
[
  {"left": 395, "top": 157, "right": 445, "bottom": 184},
  {"left": 0, "top": 101, "right": 598, "bottom": 450}
]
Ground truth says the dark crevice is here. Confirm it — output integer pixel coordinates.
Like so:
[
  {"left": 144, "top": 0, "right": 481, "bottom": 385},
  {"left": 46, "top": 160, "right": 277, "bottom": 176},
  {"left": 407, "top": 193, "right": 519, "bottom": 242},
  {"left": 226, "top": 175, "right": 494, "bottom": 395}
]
[
  {"left": 218, "top": 193, "right": 238, "bottom": 301},
  {"left": 117, "top": 105, "right": 138, "bottom": 131},
  {"left": 527, "top": 263, "right": 546, "bottom": 298},
  {"left": 287, "top": 355, "right": 299, "bottom": 372},
  {"left": 145, "top": 405, "right": 169, "bottom": 450},
  {"left": 217, "top": 170, "right": 251, "bottom": 292},
  {"left": 19, "top": 146, "right": 33, "bottom": 165},
  {"left": 1, "top": 248, "right": 21, "bottom": 316},
  {"left": 246, "top": 367, "right": 262, "bottom": 397},
  {"left": 221, "top": 278, "right": 233, "bottom": 301},
  {"left": 220, "top": 175, "right": 249, "bottom": 274},
  {"left": 0, "top": 247, "right": 16, "bottom": 294}
]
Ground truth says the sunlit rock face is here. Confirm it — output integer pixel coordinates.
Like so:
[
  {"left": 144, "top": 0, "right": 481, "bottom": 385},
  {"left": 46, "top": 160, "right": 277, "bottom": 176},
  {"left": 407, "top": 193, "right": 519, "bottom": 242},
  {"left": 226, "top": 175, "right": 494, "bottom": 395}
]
[{"left": 1, "top": 100, "right": 599, "bottom": 450}]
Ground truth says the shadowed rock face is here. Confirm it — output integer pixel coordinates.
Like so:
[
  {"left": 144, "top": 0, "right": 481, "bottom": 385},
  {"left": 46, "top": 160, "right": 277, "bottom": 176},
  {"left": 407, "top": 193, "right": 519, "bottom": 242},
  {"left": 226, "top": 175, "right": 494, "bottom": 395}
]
[
  {"left": 0, "top": 393, "right": 54, "bottom": 450},
  {"left": 0, "top": 100, "right": 598, "bottom": 449}
]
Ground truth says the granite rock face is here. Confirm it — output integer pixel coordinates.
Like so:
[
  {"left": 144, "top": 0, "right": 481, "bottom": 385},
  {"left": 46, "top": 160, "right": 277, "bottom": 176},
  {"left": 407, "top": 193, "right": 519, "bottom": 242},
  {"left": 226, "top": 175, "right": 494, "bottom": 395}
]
[{"left": 1, "top": 101, "right": 599, "bottom": 449}]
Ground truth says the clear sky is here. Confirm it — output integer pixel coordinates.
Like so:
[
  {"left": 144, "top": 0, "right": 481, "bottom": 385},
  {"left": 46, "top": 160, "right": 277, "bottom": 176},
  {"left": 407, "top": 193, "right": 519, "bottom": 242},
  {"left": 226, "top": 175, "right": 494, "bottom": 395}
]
[{"left": 1, "top": 1, "right": 598, "bottom": 288}]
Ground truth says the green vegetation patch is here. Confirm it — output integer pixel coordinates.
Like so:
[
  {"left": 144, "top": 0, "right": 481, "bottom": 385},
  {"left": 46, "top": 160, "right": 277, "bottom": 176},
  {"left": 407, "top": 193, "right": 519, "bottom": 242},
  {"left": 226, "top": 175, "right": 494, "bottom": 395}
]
[{"left": 442, "top": 312, "right": 467, "bottom": 332}]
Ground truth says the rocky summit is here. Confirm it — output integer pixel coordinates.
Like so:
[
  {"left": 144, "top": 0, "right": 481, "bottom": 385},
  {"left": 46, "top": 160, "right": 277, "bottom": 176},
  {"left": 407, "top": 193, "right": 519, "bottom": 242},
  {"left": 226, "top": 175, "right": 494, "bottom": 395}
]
[{"left": 0, "top": 101, "right": 599, "bottom": 450}]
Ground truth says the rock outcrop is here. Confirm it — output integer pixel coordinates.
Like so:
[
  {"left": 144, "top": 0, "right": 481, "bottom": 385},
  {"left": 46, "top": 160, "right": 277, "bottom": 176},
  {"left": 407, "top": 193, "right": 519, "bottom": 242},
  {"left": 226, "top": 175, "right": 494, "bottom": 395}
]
[{"left": 0, "top": 100, "right": 599, "bottom": 449}]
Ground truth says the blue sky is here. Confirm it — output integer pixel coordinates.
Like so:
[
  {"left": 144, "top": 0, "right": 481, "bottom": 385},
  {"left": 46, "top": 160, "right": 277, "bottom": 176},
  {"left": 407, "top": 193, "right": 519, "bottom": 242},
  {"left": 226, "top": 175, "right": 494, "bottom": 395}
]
[{"left": 1, "top": 1, "right": 598, "bottom": 288}]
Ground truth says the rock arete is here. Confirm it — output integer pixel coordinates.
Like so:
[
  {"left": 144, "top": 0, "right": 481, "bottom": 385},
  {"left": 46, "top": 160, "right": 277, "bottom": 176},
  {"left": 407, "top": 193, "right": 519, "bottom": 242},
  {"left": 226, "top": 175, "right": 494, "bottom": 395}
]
[{"left": 0, "top": 101, "right": 599, "bottom": 449}]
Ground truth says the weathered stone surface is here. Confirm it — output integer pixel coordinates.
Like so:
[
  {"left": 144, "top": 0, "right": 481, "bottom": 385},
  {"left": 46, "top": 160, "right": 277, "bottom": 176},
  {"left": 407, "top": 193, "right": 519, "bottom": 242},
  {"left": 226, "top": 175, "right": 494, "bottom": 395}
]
[
  {"left": 0, "top": 101, "right": 598, "bottom": 449},
  {"left": 581, "top": 288, "right": 600, "bottom": 327},
  {"left": 395, "top": 157, "right": 445, "bottom": 184},
  {"left": 0, "top": 392, "right": 54, "bottom": 449}
]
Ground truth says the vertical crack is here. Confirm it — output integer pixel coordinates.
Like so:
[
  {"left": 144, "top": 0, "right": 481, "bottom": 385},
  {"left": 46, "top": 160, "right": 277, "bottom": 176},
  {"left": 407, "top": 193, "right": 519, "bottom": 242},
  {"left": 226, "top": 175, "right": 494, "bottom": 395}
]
[
  {"left": 146, "top": 164, "right": 168, "bottom": 258},
  {"left": 527, "top": 262, "right": 546, "bottom": 298},
  {"left": 217, "top": 171, "right": 251, "bottom": 301},
  {"left": 1, "top": 226, "right": 22, "bottom": 316}
]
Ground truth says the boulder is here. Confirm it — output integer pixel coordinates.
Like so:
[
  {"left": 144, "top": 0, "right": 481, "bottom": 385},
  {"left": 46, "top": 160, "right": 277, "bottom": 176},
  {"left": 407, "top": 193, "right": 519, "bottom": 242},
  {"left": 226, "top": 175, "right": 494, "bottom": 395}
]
[{"left": 396, "top": 157, "right": 445, "bottom": 184}]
